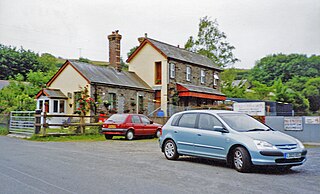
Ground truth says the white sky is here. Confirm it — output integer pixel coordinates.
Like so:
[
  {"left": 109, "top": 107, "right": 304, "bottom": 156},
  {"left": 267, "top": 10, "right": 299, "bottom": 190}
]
[{"left": 0, "top": 0, "right": 319, "bottom": 69}]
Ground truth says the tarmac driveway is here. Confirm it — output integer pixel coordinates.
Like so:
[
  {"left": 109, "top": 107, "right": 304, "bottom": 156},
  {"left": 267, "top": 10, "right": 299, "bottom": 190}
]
[{"left": 0, "top": 136, "right": 319, "bottom": 194}]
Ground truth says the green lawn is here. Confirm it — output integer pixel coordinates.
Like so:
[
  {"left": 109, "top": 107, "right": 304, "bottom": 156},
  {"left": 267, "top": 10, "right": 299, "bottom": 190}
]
[{"left": 0, "top": 126, "right": 9, "bottom": 136}]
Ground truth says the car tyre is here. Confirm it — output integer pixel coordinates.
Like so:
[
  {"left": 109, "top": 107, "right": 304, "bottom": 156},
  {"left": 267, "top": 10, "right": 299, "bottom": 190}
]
[
  {"left": 104, "top": 134, "right": 113, "bottom": 140},
  {"left": 155, "top": 129, "right": 161, "bottom": 138},
  {"left": 233, "top": 147, "right": 252, "bottom": 173},
  {"left": 164, "top": 139, "right": 179, "bottom": 160},
  {"left": 125, "top": 130, "right": 134, "bottom": 140}
]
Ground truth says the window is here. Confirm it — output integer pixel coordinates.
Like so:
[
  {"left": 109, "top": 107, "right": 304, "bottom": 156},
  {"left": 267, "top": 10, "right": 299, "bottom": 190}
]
[
  {"left": 59, "top": 100, "right": 65, "bottom": 113},
  {"left": 140, "top": 116, "right": 150, "bottom": 124},
  {"left": 53, "top": 100, "right": 59, "bottom": 113},
  {"left": 200, "top": 70, "right": 206, "bottom": 84},
  {"left": 178, "top": 113, "right": 197, "bottom": 128},
  {"left": 198, "top": 114, "right": 223, "bottom": 130},
  {"left": 170, "top": 63, "right": 175, "bottom": 79},
  {"left": 213, "top": 73, "right": 219, "bottom": 87},
  {"left": 131, "top": 115, "right": 141, "bottom": 123},
  {"left": 186, "top": 66, "right": 191, "bottom": 81},
  {"left": 138, "top": 95, "right": 144, "bottom": 113},
  {"left": 155, "top": 62, "right": 162, "bottom": 84},
  {"left": 108, "top": 93, "right": 117, "bottom": 109}
]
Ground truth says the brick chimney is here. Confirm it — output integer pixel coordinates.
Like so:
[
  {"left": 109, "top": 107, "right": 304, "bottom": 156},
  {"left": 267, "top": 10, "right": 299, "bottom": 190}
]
[{"left": 108, "top": 30, "right": 122, "bottom": 71}]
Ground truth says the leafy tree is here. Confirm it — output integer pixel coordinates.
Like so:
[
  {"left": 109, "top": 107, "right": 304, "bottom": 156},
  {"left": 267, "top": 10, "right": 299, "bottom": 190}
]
[
  {"left": 127, "top": 46, "right": 139, "bottom": 58},
  {"left": 0, "top": 44, "right": 59, "bottom": 80},
  {"left": 303, "top": 77, "right": 320, "bottom": 112},
  {"left": 250, "top": 54, "right": 320, "bottom": 86},
  {"left": 78, "top": 57, "right": 90, "bottom": 63},
  {"left": 184, "top": 16, "right": 239, "bottom": 68}
]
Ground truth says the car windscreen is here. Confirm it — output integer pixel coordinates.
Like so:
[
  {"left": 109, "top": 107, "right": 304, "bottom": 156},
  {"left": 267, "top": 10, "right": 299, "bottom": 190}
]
[
  {"left": 106, "top": 114, "right": 127, "bottom": 123},
  {"left": 218, "top": 113, "right": 270, "bottom": 132}
]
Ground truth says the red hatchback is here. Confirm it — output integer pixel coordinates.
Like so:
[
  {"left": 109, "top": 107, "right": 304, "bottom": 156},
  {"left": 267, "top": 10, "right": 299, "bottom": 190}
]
[{"left": 101, "top": 114, "right": 162, "bottom": 140}]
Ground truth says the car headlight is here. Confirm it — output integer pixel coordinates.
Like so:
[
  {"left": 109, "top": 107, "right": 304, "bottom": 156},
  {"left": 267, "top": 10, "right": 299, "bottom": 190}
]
[
  {"left": 253, "top": 140, "right": 277, "bottom": 150},
  {"left": 296, "top": 140, "right": 305, "bottom": 149}
]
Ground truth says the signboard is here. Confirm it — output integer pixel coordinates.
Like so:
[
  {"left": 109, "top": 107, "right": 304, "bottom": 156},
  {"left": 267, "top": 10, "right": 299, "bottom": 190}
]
[
  {"left": 284, "top": 117, "right": 303, "bottom": 131},
  {"left": 233, "top": 102, "right": 265, "bottom": 116},
  {"left": 305, "top": 116, "right": 320, "bottom": 124}
]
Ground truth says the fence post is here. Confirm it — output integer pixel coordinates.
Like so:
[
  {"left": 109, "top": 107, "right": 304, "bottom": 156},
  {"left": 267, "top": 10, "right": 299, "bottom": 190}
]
[
  {"left": 34, "top": 109, "right": 41, "bottom": 134},
  {"left": 43, "top": 112, "right": 47, "bottom": 136}
]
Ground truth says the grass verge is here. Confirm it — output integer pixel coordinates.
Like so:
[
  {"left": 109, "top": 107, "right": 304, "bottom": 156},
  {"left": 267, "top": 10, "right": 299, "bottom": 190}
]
[
  {"left": 0, "top": 126, "right": 9, "bottom": 136},
  {"left": 29, "top": 134, "right": 105, "bottom": 142}
]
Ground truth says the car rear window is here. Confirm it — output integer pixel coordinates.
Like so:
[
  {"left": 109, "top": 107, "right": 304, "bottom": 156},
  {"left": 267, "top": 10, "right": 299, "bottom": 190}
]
[{"left": 106, "top": 114, "right": 127, "bottom": 123}]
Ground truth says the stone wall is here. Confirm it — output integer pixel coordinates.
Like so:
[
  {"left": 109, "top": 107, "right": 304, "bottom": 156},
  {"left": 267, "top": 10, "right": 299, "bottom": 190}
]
[
  {"left": 91, "top": 84, "right": 154, "bottom": 115},
  {"left": 167, "top": 59, "right": 222, "bottom": 106}
]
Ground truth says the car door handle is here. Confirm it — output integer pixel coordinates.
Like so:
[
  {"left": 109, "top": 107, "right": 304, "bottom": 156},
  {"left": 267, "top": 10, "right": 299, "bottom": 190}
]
[
  {"left": 197, "top": 134, "right": 201, "bottom": 136},
  {"left": 174, "top": 131, "right": 178, "bottom": 133}
]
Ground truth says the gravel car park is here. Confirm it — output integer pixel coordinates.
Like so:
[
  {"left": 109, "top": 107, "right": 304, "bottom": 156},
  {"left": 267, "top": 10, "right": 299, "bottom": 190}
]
[{"left": 0, "top": 136, "right": 319, "bottom": 194}]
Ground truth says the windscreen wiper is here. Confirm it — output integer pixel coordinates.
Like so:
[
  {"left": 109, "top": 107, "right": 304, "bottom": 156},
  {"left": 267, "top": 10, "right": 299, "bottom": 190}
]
[{"left": 247, "top": 128, "right": 270, "bottom": 132}]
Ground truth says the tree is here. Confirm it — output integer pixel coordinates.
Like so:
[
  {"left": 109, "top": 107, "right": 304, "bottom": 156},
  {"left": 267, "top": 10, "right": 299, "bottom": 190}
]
[
  {"left": 303, "top": 77, "right": 320, "bottom": 112},
  {"left": 127, "top": 46, "right": 139, "bottom": 58},
  {"left": 184, "top": 16, "right": 239, "bottom": 68},
  {"left": 250, "top": 54, "right": 320, "bottom": 86}
]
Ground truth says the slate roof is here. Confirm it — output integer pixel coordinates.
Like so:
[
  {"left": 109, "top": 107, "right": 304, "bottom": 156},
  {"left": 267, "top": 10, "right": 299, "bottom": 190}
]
[
  {"left": 68, "top": 61, "right": 152, "bottom": 91},
  {"left": 177, "top": 82, "right": 225, "bottom": 96},
  {"left": 146, "top": 38, "right": 221, "bottom": 70},
  {"left": 38, "top": 88, "right": 68, "bottom": 99}
]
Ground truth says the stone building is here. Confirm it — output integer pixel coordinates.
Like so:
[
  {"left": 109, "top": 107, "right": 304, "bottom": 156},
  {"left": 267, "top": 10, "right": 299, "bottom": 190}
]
[
  {"left": 127, "top": 35, "right": 226, "bottom": 116},
  {"left": 36, "top": 31, "right": 154, "bottom": 116}
]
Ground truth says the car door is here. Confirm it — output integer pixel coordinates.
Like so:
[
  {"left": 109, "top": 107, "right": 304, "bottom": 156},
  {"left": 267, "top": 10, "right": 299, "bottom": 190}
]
[
  {"left": 173, "top": 113, "right": 198, "bottom": 155},
  {"left": 140, "top": 115, "right": 155, "bottom": 135},
  {"left": 194, "top": 113, "right": 229, "bottom": 159},
  {"left": 131, "top": 115, "right": 144, "bottom": 135}
]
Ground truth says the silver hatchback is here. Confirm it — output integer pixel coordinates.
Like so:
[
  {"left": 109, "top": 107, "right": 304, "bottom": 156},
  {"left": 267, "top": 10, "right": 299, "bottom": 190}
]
[{"left": 159, "top": 110, "right": 307, "bottom": 172}]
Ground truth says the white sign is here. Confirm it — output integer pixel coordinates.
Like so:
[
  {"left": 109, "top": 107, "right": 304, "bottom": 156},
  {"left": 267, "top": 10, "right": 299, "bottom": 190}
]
[
  {"left": 284, "top": 117, "right": 303, "bottom": 131},
  {"left": 233, "top": 102, "right": 265, "bottom": 116},
  {"left": 305, "top": 117, "right": 320, "bottom": 124}
]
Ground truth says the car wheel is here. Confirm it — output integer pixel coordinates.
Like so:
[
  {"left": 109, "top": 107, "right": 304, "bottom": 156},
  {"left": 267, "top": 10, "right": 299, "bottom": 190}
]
[
  {"left": 125, "top": 130, "right": 134, "bottom": 140},
  {"left": 164, "top": 139, "right": 179, "bottom": 160},
  {"left": 155, "top": 129, "right": 161, "bottom": 138},
  {"left": 233, "top": 147, "right": 252, "bottom": 173},
  {"left": 104, "top": 134, "right": 113, "bottom": 140}
]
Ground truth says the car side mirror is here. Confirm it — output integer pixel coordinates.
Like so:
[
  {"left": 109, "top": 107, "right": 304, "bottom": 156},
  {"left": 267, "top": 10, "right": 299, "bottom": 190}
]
[
  {"left": 150, "top": 120, "right": 154, "bottom": 124},
  {"left": 213, "top": 126, "right": 228, "bottom": 133}
]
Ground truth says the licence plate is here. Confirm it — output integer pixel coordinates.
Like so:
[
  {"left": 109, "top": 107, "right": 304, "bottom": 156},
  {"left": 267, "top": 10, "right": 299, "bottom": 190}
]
[
  {"left": 108, "top": 125, "right": 116, "bottom": 128},
  {"left": 284, "top": 152, "right": 301, "bottom": 159}
]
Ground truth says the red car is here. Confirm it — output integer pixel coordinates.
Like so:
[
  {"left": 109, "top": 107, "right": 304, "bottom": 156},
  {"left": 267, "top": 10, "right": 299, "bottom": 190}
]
[{"left": 101, "top": 114, "right": 162, "bottom": 140}]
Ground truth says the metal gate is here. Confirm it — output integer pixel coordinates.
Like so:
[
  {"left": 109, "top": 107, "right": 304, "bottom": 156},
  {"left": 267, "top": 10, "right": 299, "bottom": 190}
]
[{"left": 9, "top": 111, "right": 35, "bottom": 135}]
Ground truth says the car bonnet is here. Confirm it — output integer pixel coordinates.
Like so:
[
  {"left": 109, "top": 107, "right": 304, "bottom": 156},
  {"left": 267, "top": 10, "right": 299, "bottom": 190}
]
[{"left": 243, "top": 131, "right": 298, "bottom": 145}]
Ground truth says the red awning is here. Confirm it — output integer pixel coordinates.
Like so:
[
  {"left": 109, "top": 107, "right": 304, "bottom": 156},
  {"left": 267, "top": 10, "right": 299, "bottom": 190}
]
[{"left": 177, "top": 83, "right": 226, "bottom": 101}]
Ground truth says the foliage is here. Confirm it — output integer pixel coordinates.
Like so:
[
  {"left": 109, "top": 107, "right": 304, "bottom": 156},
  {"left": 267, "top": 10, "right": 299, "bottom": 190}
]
[
  {"left": 249, "top": 54, "right": 320, "bottom": 86},
  {"left": 127, "top": 46, "right": 139, "bottom": 58},
  {"left": 74, "top": 85, "right": 95, "bottom": 115},
  {"left": 78, "top": 57, "right": 91, "bottom": 63},
  {"left": 0, "top": 126, "right": 9, "bottom": 135},
  {"left": 303, "top": 77, "right": 320, "bottom": 112},
  {"left": 184, "top": 16, "right": 239, "bottom": 68},
  {"left": 0, "top": 45, "right": 57, "bottom": 80}
]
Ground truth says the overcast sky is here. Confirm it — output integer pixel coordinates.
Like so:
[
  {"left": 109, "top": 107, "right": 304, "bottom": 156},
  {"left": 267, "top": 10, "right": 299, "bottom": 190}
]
[{"left": 0, "top": 0, "right": 319, "bottom": 69}]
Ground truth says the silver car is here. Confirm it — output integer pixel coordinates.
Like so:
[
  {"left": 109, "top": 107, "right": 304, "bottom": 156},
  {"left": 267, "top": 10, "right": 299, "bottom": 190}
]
[{"left": 159, "top": 110, "right": 307, "bottom": 172}]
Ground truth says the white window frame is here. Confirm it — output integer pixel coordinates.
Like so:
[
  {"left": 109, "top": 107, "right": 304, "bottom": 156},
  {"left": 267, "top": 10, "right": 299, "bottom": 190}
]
[
  {"left": 200, "top": 69, "right": 206, "bottom": 84},
  {"left": 213, "top": 73, "right": 219, "bottom": 86},
  {"left": 186, "top": 66, "right": 191, "bottom": 81},
  {"left": 170, "top": 63, "right": 175, "bottom": 79}
]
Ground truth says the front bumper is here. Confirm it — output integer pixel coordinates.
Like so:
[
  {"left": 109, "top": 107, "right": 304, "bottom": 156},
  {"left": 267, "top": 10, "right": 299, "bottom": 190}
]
[{"left": 251, "top": 149, "right": 307, "bottom": 166}]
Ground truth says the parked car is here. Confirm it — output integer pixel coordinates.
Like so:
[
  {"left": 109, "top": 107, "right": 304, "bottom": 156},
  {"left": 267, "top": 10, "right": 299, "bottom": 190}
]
[
  {"left": 159, "top": 110, "right": 307, "bottom": 172},
  {"left": 102, "top": 114, "right": 162, "bottom": 140}
]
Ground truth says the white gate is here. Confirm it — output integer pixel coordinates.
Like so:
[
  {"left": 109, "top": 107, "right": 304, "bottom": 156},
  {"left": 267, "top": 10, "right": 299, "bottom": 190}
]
[{"left": 9, "top": 111, "right": 35, "bottom": 135}]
